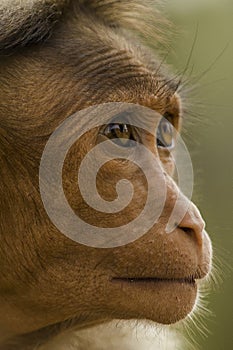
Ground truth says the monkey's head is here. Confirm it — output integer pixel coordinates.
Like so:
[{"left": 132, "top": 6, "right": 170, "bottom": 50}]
[{"left": 0, "top": 0, "right": 212, "bottom": 346}]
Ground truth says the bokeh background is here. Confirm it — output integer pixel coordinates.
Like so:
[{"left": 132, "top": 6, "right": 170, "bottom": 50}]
[{"left": 164, "top": 0, "right": 233, "bottom": 349}]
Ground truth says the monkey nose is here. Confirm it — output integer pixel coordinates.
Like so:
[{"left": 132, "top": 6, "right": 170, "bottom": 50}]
[{"left": 178, "top": 203, "right": 206, "bottom": 246}]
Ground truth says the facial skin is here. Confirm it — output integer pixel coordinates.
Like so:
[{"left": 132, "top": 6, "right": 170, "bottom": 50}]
[{"left": 0, "top": 1, "right": 212, "bottom": 349}]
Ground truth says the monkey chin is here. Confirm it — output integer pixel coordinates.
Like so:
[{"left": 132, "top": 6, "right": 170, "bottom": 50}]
[{"left": 110, "top": 278, "right": 198, "bottom": 325}]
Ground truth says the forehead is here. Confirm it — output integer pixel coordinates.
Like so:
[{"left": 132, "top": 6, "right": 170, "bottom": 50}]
[
  {"left": 0, "top": 7, "right": 181, "bottom": 130},
  {"left": 0, "top": 0, "right": 179, "bottom": 106},
  {"left": 35, "top": 18, "right": 180, "bottom": 112}
]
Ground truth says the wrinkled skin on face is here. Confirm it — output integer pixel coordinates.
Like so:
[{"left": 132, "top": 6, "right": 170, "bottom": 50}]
[{"left": 0, "top": 1, "right": 212, "bottom": 349}]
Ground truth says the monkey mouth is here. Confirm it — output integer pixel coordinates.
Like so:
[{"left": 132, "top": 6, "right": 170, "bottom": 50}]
[{"left": 111, "top": 276, "right": 196, "bottom": 285}]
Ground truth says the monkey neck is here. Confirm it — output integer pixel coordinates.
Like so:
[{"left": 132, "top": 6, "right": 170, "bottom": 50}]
[{"left": 1, "top": 320, "right": 184, "bottom": 350}]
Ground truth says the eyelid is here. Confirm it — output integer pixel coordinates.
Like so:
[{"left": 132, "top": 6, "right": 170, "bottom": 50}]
[
  {"left": 157, "top": 141, "right": 175, "bottom": 151},
  {"left": 99, "top": 123, "right": 141, "bottom": 142}
]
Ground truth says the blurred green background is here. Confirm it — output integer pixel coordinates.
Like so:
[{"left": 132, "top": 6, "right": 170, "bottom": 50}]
[{"left": 165, "top": 0, "right": 233, "bottom": 349}]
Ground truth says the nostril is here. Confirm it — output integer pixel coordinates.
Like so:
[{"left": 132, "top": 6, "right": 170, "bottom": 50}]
[
  {"left": 178, "top": 210, "right": 205, "bottom": 247},
  {"left": 181, "top": 227, "right": 192, "bottom": 234},
  {"left": 179, "top": 225, "right": 203, "bottom": 246}
]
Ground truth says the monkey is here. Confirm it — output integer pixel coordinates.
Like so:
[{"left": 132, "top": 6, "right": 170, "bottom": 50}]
[{"left": 0, "top": 1, "right": 213, "bottom": 349}]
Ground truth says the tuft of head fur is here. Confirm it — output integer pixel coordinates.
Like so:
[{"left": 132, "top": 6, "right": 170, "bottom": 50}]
[
  {"left": 0, "top": 0, "right": 67, "bottom": 51},
  {"left": 0, "top": 0, "right": 167, "bottom": 53}
]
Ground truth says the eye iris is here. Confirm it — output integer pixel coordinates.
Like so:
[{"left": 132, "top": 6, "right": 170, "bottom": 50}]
[
  {"left": 157, "top": 119, "right": 174, "bottom": 148},
  {"left": 103, "top": 123, "right": 135, "bottom": 147}
]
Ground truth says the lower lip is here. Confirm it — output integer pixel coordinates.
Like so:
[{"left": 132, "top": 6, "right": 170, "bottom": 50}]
[{"left": 110, "top": 277, "right": 197, "bottom": 324}]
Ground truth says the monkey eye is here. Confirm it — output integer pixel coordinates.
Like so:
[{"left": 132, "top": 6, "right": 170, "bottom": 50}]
[
  {"left": 156, "top": 118, "right": 175, "bottom": 149},
  {"left": 102, "top": 123, "right": 137, "bottom": 147}
]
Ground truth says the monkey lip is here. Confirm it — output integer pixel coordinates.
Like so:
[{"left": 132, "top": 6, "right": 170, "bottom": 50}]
[
  {"left": 111, "top": 276, "right": 196, "bottom": 285},
  {"left": 110, "top": 276, "right": 198, "bottom": 324}
]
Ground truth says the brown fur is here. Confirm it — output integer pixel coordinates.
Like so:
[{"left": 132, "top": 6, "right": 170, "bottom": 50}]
[{"left": 0, "top": 1, "right": 212, "bottom": 349}]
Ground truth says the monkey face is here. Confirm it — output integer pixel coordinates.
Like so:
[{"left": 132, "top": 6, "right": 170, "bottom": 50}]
[
  {"left": 55, "top": 99, "right": 212, "bottom": 327},
  {"left": 0, "top": 2, "right": 212, "bottom": 346}
]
